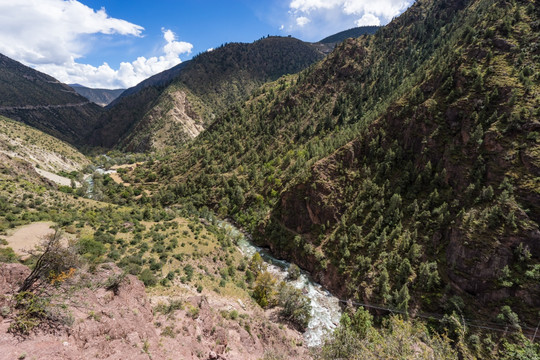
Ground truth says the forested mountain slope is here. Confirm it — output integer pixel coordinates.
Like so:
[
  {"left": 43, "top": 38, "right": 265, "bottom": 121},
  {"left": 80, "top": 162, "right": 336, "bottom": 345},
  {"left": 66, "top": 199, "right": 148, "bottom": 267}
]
[
  {"left": 142, "top": 0, "right": 540, "bottom": 327},
  {"left": 90, "top": 36, "right": 326, "bottom": 152},
  {"left": 0, "top": 54, "right": 104, "bottom": 146}
]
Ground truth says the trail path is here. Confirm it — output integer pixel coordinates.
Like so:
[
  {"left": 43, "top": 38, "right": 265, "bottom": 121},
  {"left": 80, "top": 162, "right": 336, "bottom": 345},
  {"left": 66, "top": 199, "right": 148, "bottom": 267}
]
[{"left": 0, "top": 102, "right": 91, "bottom": 111}]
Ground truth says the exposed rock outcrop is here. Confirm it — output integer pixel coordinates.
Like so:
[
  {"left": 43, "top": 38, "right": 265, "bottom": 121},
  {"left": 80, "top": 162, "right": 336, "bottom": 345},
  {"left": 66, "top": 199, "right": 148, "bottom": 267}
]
[{"left": 0, "top": 263, "right": 309, "bottom": 360}]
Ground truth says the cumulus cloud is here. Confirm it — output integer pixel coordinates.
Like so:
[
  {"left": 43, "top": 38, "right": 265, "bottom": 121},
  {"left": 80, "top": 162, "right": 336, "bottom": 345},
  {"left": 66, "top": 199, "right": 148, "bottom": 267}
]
[
  {"left": 283, "top": 0, "right": 413, "bottom": 40},
  {"left": 296, "top": 16, "right": 311, "bottom": 27},
  {"left": 289, "top": 0, "right": 343, "bottom": 13},
  {"left": 0, "top": 0, "right": 193, "bottom": 89},
  {"left": 355, "top": 13, "right": 381, "bottom": 26},
  {"left": 34, "top": 29, "right": 192, "bottom": 89},
  {"left": 0, "top": 0, "right": 143, "bottom": 65},
  {"left": 290, "top": 0, "right": 411, "bottom": 19}
]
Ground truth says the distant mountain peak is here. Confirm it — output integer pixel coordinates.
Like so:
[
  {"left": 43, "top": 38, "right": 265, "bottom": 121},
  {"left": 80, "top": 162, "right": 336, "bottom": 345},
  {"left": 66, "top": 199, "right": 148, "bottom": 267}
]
[{"left": 69, "top": 85, "right": 125, "bottom": 107}]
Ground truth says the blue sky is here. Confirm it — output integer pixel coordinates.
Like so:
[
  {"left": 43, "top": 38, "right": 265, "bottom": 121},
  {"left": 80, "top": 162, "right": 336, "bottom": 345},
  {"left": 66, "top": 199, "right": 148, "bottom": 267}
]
[
  {"left": 77, "top": 0, "right": 282, "bottom": 67},
  {"left": 0, "top": 0, "right": 413, "bottom": 89}
]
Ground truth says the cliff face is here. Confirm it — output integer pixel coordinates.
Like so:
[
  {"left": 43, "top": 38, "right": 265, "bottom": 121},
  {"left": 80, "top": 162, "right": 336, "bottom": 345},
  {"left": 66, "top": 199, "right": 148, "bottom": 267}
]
[
  {"left": 117, "top": 87, "right": 206, "bottom": 152},
  {"left": 0, "top": 263, "right": 309, "bottom": 360}
]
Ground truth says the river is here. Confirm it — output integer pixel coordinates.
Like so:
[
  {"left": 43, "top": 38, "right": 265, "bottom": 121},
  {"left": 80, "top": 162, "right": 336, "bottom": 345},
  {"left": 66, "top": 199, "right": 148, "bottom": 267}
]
[
  {"left": 81, "top": 172, "right": 343, "bottom": 345},
  {"left": 219, "top": 222, "right": 342, "bottom": 347},
  {"left": 84, "top": 168, "right": 116, "bottom": 198}
]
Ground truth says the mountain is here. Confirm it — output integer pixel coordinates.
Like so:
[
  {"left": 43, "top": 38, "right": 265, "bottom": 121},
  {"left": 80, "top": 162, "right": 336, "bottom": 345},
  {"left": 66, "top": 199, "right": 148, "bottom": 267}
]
[
  {"left": 90, "top": 36, "right": 326, "bottom": 152},
  {"left": 318, "top": 26, "right": 380, "bottom": 45},
  {"left": 143, "top": 0, "right": 540, "bottom": 330},
  {"left": 70, "top": 84, "right": 124, "bottom": 106},
  {"left": 0, "top": 54, "right": 104, "bottom": 146}
]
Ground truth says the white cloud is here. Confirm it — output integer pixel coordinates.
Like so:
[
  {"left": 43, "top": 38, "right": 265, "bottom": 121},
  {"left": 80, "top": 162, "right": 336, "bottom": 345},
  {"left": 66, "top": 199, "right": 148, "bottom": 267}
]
[
  {"left": 296, "top": 16, "right": 311, "bottom": 27},
  {"left": 290, "top": 0, "right": 411, "bottom": 19},
  {"left": 289, "top": 0, "right": 343, "bottom": 12},
  {"left": 0, "top": 0, "right": 143, "bottom": 65},
  {"left": 355, "top": 13, "right": 381, "bottom": 26},
  {"left": 162, "top": 28, "right": 193, "bottom": 60},
  {"left": 284, "top": 0, "right": 413, "bottom": 40},
  {"left": 34, "top": 29, "right": 192, "bottom": 89},
  {"left": 0, "top": 0, "right": 193, "bottom": 89}
]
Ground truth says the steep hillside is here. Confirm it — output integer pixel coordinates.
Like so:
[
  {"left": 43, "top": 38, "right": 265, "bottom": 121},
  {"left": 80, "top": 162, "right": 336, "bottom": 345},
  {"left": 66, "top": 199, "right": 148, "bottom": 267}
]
[
  {"left": 70, "top": 84, "right": 124, "bottom": 106},
  {"left": 0, "top": 54, "right": 104, "bottom": 146},
  {"left": 0, "top": 115, "right": 89, "bottom": 186},
  {"left": 0, "top": 125, "right": 310, "bottom": 359},
  {"left": 90, "top": 36, "right": 326, "bottom": 152},
  {"left": 1, "top": 254, "right": 307, "bottom": 360},
  {"left": 141, "top": 0, "right": 540, "bottom": 336}
]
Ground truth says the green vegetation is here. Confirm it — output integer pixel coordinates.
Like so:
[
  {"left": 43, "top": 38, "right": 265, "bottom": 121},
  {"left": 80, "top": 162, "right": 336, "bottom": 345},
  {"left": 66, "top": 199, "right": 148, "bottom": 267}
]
[
  {"left": 247, "top": 253, "right": 311, "bottom": 330},
  {"left": 134, "top": 0, "right": 540, "bottom": 332},
  {"left": 317, "top": 306, "right": 540, "bottom": 360},
  {"left": 1, "top": 0, "right": 539, "bottom": 357},
  {"left": 92, "top": 36, "right": 326, "bottom": 151},
  {"left": 82, "top": 0, "right": 540, "bottom": 357}
]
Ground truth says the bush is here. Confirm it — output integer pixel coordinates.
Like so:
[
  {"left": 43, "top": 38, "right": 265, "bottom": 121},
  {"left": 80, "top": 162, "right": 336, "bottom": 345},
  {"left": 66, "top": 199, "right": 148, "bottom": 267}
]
[
  {"left": 286, "top": 263, "right": 301, "bottom": 281},
  {"left": 104, "top": 272, "right": 128, "bottom": 295},
  {"left": 139, "top": 269, "right": 157, "bottom": 287},
  {"left": 78, "top": 237, "right": 106, "bottom": 259},
  {"left": 316, "top": 316, "right": 457, "bottom": 360},
  {"left": 277, "top": 282, "right": 311, "bottom": 331},
  {"left": 252, "top": 271, "right": 277, "bottom": 308},
  {"left": 0, "top": 247, "right": 18, "bottom": 263},
  {"left": 18, "top": 229, "right": 79, "bottom": 293},
  {"left": 8, "top": 291, "right": 48, "bottom": 335}
]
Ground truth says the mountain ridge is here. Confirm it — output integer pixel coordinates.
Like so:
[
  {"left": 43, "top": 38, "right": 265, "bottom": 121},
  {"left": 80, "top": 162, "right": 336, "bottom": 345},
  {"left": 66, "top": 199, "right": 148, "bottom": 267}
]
[
  {"left": 318, "top": 26, "right": 380, "bottom": 44},
  {"left": 90, "top": 36, "right": 327, "bottom": 152},
  {"left": 0, "top": 53, "right": 104, "bottom": 147}
]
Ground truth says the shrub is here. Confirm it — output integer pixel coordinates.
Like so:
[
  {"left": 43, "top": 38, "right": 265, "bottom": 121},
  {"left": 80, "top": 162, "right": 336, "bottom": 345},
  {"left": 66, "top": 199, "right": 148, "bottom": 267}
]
[
  {"left": 139, "top": 269, "right": 157, "bottom": 287},
  {"left": 0, "top": 247, "right": 18, "bottom": 263},
  {"left": 78, "top": 237, "right": 106, "bottom": 260},
  {"left": 286, "top": 263, "right": 301, "bottom": 281},
  {"left": 252, "top": 271, "right": 277, "bottom": 308},
  {"left": 277, "top": 282, "right": 311, "bottom": 331},
  {"left": 18, "top": 229, "right": 79, "bottom": 293},
  {"left": 104, "top": 272, "right": 128, "bottom": 295},
  {"left": 8, "top": 291, "right": 48, "bottom": 335}
]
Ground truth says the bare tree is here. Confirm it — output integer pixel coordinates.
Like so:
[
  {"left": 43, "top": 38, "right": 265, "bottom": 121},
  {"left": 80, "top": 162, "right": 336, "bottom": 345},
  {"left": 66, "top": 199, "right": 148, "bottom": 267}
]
[{"left": 18, "top": 227, "right": 79, "bottom": 293}]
